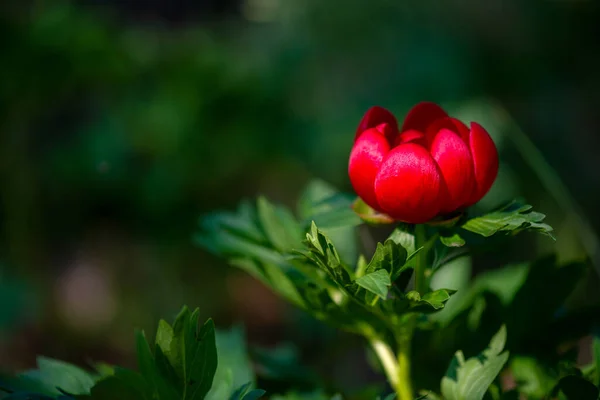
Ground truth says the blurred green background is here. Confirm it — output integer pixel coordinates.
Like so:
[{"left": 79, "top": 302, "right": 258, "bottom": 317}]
[{"left": 1, "top": 0, "right": 599, "bottom": 395}]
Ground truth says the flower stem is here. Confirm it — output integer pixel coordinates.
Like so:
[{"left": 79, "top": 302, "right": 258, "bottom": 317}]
[
  {"left": 396, "top": 334, "right": 413, "bottom": 400},
  {"left": 414, "top": 224, "right": 428, "bottom": 294},
  {"left": 370, "top": 223, "right": 433, "bottom": 400},
  {"left": 369, "top": 336, "right": 413, "bottom": 400}
]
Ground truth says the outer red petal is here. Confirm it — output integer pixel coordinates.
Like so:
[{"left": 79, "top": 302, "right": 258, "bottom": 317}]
[
  {"left": 401, "top": 102, "right": 448, "bottom": 133},
  {"left": 355, "top": 106, "right": 399, "bottom": 143},
  {"left": 465, "top": 122, "right": 499, "bottom": 205},
  {"left": 373, "top": 143, "right": 443, "bottom": 223},
  {"left": 429, "top": 128, "right": 475, "bottom": 213},
  {"left": 349, "top": 127, "right": 391, "bottom": 211}
]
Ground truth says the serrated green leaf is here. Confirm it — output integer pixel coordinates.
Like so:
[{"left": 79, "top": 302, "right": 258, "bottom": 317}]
[
  {"left": 393, "top": 289, "right": 456, "bottom": 314},
  {"left": 439, "top": 233, "right": 465, "bottom": 248},
  {"left": 355, "top": 270, "right": 391, "bottom": 300},
  {"left": 302, "top": 222, "right": 353, "bottom": 285},
  {"left": 461, "top": 200, "right": 554, "bottom": 239},
  {"left": 365, "top": 240, "right": 408, "bottom": 281},
  {"left": 168, "top": 308, "right": 218, "bottom": 400},
  {"left": 441, "top": 325, "right": 509, "bottom": 400},
  {"left": 421, "top": 289, "right": 457, "bottom": 310}
]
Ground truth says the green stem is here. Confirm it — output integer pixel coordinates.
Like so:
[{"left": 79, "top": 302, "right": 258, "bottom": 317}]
[
  {"left": 396, "top": 334, "right": 413, "bottom": 400},
  {"left": 370, "top": 336, "right": 413, "bottom": 400},
  {"left": 369, "top": 223, "right": 434, "bottom": 400},
  {"left": 414, "top": 224, "right": 428, "bottom": 294}
]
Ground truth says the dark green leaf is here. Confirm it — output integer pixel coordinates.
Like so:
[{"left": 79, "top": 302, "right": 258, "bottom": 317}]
[
  {"left": 169, "top": 308, "right": 218, "bottom": 400},
  {"left": 135, "top": 331, "right": 180, "bottom": 399},
  {"left": 81, "top": 368, "right": 149, "bottom": 400},
  {"left": 355, "top": 270, "right": 391, "bottom": 300},
  {"left": 461, "top": 200, "right": 554, "bottom": 239}
]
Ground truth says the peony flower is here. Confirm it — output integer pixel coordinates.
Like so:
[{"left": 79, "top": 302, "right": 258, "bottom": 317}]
[{"left": 348, "top": 102, "right": 499, "bottom": 224}]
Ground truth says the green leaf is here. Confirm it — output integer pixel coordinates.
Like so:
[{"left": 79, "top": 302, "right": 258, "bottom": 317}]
[
  {"left": 169, "top": 307, "right": 218, "bottom": 400},
  {"left": 301, "top": 222, "right": 353, "bottom": 285},
  {"left": 394, "top": 289, "right": 457, "bottom": 313},
  {"left": 365, "top": 240, "right": 408, "bottom": 280},
  {"left": 351, "top": 198, "right": 395, "bottom": 225},
  {"left": 18, "top": 357, "right": 96, "bottom": 396},
  {"left": 355, "top": 270, "right": 391, "bottom": 300},
  {"left": 439, "top": 233, "right": 465, "bottom": 248},
  {"left": 441, "top": 325, "right": 510, "bottom": 400},
  {"left": 155, "top": 319, "right": 174, "bottom": 355},
  {"left": 135, "top": 331, "right": 180, "bottom": 399},
  {"left": 206, "top": 326, "right": 255, "bottom": 400},
  {"left": 556, "top": 375, "right": 599, "bottom": 400},
  {"left": 297, "top": 180, "right": 362, "bottom": 230},
  {"left": 257, "top": 196, "right": 301, "bottom": 252},
  {"left": 461, "top": 200, "right": 554, "bottom": 239}
]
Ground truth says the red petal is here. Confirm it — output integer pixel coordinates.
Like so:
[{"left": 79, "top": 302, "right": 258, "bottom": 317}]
[
  {"left": 355, "top": 106, "right": 399, "bottom": 143},
  {"left": 393, "top": 129, "right": 427, "bottom": 147},
  {"left": 465, "top": 122, "right": 499, "bottom": 205},
  {"left": 401, "top": 102, "right": 448, "bottom": 133},
  {"left": 424, "top": 117, "right": 470, "bottom": 146},
  {"left": 349, "top": 127, "right": 391, "bottom": 210},
  {"left": 429, "top": 128, "right": 475, "bottom": 213},
  {"left": 373, "top": 143, "right": 443, "bottom": 223}
]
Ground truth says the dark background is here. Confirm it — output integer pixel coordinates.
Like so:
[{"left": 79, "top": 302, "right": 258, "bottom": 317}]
[{"left": 1, "top": 0, "right": 599, "bottom": 393}]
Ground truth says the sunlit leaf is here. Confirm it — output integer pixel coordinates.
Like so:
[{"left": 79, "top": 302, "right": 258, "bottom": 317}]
[{"left": 461, "top": 200, "right": 554, "bottom": 239}]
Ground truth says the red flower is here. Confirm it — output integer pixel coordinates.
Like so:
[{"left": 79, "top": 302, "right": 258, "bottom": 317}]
[{"left": 348, "top": 102, "right": 499, "bottom": 224}]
